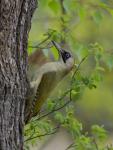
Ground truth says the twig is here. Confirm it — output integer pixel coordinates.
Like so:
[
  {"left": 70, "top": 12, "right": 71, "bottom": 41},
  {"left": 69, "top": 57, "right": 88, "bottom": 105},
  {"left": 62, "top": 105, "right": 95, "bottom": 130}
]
[
  {"left": 26, "top": 99, "right": 72, "bottom": 131},
  {"left": 92, "top": 137, "right": 99, "bottom": 150},
  {"left": 71, "top": 55, "right": 88, "bottom": 83},
  {"left": 24, "top": 127, "right": 36, "bottom": 143},
  {"left": 69, "top": 55, "right": 88, "bottom": 104},
  {"left": 65, "top": 143, "right": 75, "bottom": 150},
  {"left": 28, "top": 44, "right": 52, "bottom": 49},
  {"left": 28, "top": 32, "right": 53, "bottom": 49},
  {"left": 25, "top": 125, "right": 60, "bottom": 142},
  {"left": 29, "top": 89, "right": 72, "bottom": 123},
  {"left": 33, "top": 91, "right": 72, "bottom": 122}
]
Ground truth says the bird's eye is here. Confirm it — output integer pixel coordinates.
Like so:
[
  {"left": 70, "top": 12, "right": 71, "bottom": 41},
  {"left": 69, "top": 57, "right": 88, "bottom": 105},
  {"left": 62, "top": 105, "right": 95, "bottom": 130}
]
[
  {"left": 61, "top": 50, "right": 71, "bottom": 63},
  {"left": 66, "top": 53, "right": 70, "bottom": 58},
  {"left": 65, "top": 52, "right": 71, "bottom": 59}
]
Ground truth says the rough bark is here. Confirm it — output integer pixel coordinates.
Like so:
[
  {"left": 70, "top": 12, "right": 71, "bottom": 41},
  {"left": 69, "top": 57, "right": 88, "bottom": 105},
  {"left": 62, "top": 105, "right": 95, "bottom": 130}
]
[{"left": 0, "top": 0, "right": 37, "bottom": 149}]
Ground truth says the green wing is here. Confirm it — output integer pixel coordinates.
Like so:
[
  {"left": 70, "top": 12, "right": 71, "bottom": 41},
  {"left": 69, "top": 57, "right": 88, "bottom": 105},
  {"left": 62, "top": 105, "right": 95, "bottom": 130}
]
[{"left": 33, "top": 71, "right": 56, "bottom": 116}]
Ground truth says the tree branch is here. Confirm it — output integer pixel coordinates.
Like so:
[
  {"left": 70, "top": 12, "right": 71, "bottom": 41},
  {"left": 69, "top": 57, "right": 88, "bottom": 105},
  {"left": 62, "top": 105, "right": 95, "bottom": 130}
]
[
  {"left": 25, "top": 125, "right": 60, "bottom": 142},
  {"left": 65, "top": 143, "right": 75, "bottom": 150}
]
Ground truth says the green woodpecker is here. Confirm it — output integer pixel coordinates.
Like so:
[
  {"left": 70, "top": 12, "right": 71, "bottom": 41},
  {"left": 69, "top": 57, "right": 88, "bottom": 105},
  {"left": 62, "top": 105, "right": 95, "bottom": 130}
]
[{"left": 25, "top": 41, "right": 74, "bottom": 123}]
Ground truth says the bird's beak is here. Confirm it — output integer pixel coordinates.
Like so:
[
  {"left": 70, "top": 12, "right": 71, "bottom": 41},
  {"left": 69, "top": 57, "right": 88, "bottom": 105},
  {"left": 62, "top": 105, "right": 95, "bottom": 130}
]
[{"left": 52, "top": 41, "right": 64, "bottom": 54}]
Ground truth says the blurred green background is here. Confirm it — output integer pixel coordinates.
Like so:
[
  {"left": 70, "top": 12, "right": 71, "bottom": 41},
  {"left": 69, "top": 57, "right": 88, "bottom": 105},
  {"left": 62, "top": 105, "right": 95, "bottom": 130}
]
[
  {"left": 29, "top": 0, "right": 113, "bottom": 129},
  {"left": 26, "top": 0, "right": 113, "bottom": 149}
]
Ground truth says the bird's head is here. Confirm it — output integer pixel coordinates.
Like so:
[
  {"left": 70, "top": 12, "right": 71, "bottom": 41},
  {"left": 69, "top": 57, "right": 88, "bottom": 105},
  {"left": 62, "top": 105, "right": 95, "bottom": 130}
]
[{"left": 52, "top": 41, "right": 74, "bottom": 71}]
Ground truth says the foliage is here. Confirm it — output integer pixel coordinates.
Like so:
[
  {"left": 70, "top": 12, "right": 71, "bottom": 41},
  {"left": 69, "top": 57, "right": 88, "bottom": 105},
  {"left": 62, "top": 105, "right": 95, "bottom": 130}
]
[{"left": 25, "top": 0, "right": 113, "bottom": 149}]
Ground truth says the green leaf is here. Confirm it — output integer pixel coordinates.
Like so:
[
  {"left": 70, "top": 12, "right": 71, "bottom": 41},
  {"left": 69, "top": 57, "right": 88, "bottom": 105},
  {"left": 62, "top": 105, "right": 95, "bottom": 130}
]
[
  {"left": 51, "top": 46, "right": 59, "bottom": 60},
  {"left": 47, "top": 100, "right": 56, "bottom": 111},
  {"left": 106, "top": 55, "right": 113, "bottom": 71},
  {"left": 39, "top": 0, "right": 50, "bottom": 7},
  {"left": 48, "top": 0, "right": 60, "bottom": 14},
  {"left": 71, "top": 42, "right": 89, "bottom": 61},
  {"left": 55, "top": 112, "right": 64, "bottom": 123},
  {"left": 96, "top": 66, "right": 105, "bottom": 72},
  {"left": 78, "top": 6, "right": 86, "bottom": 20},
  {"left": 75, "top": 135, "right": 93, "bottom": 150},
  {"left": 71, "top": 90, "right": 78, "bottom": 96},
  {"left": 93, "top": 11, "right": 103, "bottom": 24},
  {"left": 91, "top": 125, "right": 107, "bottom": 141},
  {"left": 108, "top": 8, "right": 113, "bottom": 17},
  {"left": 63, "top": 0, "right": 77, "bottom": 14}
]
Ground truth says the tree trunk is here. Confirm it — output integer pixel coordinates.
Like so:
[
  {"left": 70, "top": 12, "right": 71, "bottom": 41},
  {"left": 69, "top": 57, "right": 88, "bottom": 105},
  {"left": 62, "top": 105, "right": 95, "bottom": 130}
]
[{"left": 0, "top": 0, "right": 37, "bottom": 149}]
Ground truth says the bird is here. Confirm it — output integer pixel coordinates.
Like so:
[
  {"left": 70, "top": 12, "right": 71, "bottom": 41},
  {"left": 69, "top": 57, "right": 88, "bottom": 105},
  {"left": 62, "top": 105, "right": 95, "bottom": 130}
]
[{"left": 25, "top": 41, "right": 74, "bottom": 123}]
